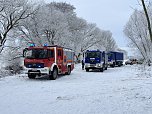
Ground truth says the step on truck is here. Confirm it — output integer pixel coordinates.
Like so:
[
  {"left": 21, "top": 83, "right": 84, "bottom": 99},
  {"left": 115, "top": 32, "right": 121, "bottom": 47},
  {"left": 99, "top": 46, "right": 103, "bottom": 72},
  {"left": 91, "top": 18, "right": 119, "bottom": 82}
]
[
  {"left": 107, "top": 51, "right": 124, "bottom": 67},
  {"left": 84, "top": 50, "right": 108, "bottom": 72},
  {"left": 23, "top": 44, "right": 74, "bottom": 80}
]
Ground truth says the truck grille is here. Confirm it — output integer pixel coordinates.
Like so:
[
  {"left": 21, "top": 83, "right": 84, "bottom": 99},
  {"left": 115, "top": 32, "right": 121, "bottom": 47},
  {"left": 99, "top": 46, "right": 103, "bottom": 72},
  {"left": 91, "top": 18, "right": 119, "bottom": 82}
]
[
  {"left": 89, "top": 60, "right": 96, "bottom": 64},
  {"left": 25, "top": 63, "right": 44, "bottom": 68}
]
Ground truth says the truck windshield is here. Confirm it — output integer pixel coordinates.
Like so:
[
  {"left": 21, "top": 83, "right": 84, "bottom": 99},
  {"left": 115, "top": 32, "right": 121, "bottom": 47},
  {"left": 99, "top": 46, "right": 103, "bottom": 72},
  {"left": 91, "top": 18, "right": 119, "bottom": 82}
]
[
  {"left": 25, "top": 49, "right": 48, "bottom": 59},
  {"left": 85, "top": 52, "right": 101, "bottom": 58}
]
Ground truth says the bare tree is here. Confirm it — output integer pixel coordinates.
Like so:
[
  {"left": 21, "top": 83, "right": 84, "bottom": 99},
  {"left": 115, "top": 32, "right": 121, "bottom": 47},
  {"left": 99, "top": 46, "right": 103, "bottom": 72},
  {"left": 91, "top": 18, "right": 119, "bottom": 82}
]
[
  {"left": 124, "top": 9, "right": 152, "bottom": 65},
  {"left": 97, "top": 30, "right": 117, "bottom": 51},
  {"left": 1, "top": 40, "right": 22, "bottom": 74},
  {"left": 16, "top": 1, "right": 116, "bottom": 58},
  {"left": 18, "top": 2, "right": 74, "bottom": 47},
  {"left": 0, "top": 0, "right": 35, "bottom": 53}
]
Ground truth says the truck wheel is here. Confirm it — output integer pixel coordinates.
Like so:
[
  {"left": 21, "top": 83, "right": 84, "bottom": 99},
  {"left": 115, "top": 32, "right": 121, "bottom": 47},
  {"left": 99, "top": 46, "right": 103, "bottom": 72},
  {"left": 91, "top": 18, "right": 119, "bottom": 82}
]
[
  {"left": 49, "top": 68, "right": 58, "bottom": 80},
  {"left": 86, "top": 68, "right": 89, "bottom": 72},
  {"left": 28, "top": 74, "right": 36, "bottom": 79},
  {"left": 100, "top": 68, "right": 103, "bottom": 72},
  {"left": 118, "top": 62, "right": 121, "bottom": 67},
  {"left": 105, "top": 67, "right": 107, "bottom": 70},
  {"left": 67, "top": 67, "right": 71, "bottom": 75},
  {"left": 110, "top": 65, "right": 114, "bottom": 68}
]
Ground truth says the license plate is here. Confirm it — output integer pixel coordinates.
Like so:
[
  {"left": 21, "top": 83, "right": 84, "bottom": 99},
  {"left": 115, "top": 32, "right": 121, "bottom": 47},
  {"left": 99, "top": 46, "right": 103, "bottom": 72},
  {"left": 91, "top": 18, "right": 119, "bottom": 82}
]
[
  {"left": 90, "top": 64, "right": 95, "bottom": 67},
  {"left": 32, "top": 68, "right": 37, "bottom": 71}
]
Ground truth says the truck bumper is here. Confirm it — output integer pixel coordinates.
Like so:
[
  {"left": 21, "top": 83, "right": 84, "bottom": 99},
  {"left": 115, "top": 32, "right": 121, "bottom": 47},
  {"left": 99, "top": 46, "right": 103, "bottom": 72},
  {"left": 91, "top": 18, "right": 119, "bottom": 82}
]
[
  {"left": 23, "top": 67, "right": 50, "bottom": 75},
  {"left": 85, "top": 63, "right": 103, "bottom": 69}
]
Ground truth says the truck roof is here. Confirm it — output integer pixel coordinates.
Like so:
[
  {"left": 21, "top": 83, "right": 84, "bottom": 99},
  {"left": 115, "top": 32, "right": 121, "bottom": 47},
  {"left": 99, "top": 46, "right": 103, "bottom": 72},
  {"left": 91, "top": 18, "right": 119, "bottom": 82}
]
[
  {"left": 86, "top": 50, "right": 103, "bottom": 52},
  {"left": 108, "top": 51, "right": 123, "bottom": 54},
  {"left": 28, "top": 45, "right": 73, "bottom": 51}
]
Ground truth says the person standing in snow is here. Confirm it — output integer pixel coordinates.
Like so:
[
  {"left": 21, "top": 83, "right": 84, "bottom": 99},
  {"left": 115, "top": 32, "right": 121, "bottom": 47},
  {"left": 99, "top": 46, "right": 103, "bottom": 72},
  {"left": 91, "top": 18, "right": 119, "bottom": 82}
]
[{"left": 81, "top": 60, "right": 85, "bottom": 70}]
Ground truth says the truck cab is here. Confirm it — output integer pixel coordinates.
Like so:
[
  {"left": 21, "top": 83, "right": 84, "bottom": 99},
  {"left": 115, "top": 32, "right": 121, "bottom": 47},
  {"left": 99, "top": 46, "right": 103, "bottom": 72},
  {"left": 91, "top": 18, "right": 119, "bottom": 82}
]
[
  {"left": 23, "top": 44, "right": 74, "bottom": 80},
  {"left": 84, "top": 50, "right": 108, "bottom": 72}
]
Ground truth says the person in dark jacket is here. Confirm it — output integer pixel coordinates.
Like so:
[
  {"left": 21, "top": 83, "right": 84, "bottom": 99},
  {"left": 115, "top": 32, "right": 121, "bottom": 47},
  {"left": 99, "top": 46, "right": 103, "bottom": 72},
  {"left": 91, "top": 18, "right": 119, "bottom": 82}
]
[{"left": 81, "top": 60, "right": 85, "bottom": 70}]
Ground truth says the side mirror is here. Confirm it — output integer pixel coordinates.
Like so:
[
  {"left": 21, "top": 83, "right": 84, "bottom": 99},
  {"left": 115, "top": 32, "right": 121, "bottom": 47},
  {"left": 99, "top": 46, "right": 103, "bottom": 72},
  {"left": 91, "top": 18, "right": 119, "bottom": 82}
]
[{"left": 23, "top": 48, "right": 28, "bottom": 57}]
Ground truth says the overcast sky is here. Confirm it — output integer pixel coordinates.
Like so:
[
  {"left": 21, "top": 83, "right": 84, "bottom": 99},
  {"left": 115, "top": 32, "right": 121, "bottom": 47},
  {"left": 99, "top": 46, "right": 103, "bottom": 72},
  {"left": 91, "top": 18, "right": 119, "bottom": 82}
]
[{"left": 44, "top": 0, "right": 140, "bottom": 49}]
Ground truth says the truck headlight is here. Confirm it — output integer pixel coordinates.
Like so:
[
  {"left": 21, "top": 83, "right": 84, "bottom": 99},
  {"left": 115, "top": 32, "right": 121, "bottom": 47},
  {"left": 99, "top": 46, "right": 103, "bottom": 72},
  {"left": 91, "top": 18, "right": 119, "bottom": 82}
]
[
  {"left": 85, "top": 63, "right": 89, "bottom": 66},
  {"left": 41, "top": 69, "right": 48, "bottom": 72}
]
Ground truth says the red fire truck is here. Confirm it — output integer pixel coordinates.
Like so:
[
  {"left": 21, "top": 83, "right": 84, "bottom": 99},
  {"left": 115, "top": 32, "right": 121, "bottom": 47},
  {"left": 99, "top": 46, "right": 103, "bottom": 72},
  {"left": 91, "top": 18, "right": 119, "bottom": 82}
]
[{"left": 23, "top": 44, "right": 74, "bottom": 80}]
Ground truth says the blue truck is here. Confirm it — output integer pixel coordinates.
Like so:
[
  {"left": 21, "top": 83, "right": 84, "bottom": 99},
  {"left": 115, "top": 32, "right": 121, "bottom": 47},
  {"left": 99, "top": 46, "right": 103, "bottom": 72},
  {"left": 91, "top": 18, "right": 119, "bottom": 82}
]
[
  {"left": 107, "top": 51, "right": 124, "bottom": 67},
  {"left": 84, "top": 50, "right": 108, "bottom": 72}
]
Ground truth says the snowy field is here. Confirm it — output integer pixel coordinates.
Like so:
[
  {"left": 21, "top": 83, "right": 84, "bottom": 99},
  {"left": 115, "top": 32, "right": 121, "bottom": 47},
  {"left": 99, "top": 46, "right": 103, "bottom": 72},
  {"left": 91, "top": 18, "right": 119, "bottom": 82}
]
[{"left": 0, "top": 64, "right": 152, "bottom": 114}]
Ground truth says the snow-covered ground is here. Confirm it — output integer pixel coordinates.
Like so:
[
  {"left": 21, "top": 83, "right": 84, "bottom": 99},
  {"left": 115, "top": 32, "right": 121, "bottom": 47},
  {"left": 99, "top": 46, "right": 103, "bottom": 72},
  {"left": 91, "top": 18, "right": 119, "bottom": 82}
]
[{"left": 0, "top": 64, "right": 152, "bottom": 114}]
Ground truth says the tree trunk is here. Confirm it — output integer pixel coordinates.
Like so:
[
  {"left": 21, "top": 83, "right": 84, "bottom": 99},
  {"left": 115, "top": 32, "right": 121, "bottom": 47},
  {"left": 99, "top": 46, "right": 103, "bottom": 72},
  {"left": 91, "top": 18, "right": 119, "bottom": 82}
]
[{"left": 141, "top": 0, "right": 152, "bottom": 43}]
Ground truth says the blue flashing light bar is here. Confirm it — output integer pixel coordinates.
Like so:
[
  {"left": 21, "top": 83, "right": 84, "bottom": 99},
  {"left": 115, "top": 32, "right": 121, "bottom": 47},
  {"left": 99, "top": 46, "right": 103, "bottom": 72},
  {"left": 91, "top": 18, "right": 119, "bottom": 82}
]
[
  {"left": 43, "top": 43, "right": 48, "bottom": 47},
  {"left": 29, "top": 43, "right": 35, "bottom": 47}
]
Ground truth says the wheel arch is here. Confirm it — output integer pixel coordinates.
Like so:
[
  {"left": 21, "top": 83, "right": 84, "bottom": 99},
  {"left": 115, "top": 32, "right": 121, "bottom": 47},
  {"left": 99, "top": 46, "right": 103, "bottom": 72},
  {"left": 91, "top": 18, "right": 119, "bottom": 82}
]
[{"left": 50, "top": 63, "right": 58, "bottom": 71}]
